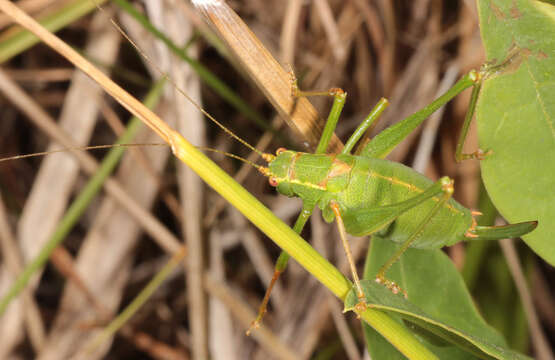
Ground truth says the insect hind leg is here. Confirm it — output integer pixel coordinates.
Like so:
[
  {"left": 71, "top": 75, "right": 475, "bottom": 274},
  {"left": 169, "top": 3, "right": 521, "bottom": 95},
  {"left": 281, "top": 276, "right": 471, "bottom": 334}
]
[{"left": 375, "top": 177, "right": 454, "bottom": 298}]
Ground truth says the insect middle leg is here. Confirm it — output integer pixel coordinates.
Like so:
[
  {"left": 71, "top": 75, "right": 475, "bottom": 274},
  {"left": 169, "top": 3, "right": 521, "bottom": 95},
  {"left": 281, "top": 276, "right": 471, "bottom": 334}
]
[
  {"left": 456, "top": 47, "right": 525, "bottom": 162},
  {"left": 330, "top": 201, "right": 366, "bottom": 312}
]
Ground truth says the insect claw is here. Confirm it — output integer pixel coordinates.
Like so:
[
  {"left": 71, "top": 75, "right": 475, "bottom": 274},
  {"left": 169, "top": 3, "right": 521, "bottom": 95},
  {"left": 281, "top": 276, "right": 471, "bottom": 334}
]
[
  {"left": 462, "top": 148, "right": 492, "bottom": 161},
  {"left": 375, "top": 276, "right": 407, "bottom": 298},
  {"left": 465, "top": 210, "right": 481, "bottom": 238},
  {"left": 328, "top": 87, "right": 345, "bottom": 96},
  {"left": 245, "top": 320, "right": 260, "bottom": 336},
  {"left": 354, "top": 300, "right": 367, "bottom": 314},
  {"left": 474, "top": 148, "right": 492, "bottom": 160},
  {"left": 464, "top": 230, "right": 479, "bottom": 238}
]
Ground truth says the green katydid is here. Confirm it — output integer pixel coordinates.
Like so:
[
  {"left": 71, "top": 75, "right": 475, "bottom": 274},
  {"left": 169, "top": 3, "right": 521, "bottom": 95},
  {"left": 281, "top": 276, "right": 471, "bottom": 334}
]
[
  {"left": 246, "top": 59, "right": 538, "bottom": 334},
  {"left": 0, "top": 41, "right": 537, "bottom": 339},
  {"left": 0, "top": 0, "right": 537, "bottom": 342}
]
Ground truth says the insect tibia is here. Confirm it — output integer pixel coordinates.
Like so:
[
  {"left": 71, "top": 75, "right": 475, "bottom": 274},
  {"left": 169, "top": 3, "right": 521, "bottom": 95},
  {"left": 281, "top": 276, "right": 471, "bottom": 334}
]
[{"left": 466, "top": 221, "right": 538, "bottom": 241}]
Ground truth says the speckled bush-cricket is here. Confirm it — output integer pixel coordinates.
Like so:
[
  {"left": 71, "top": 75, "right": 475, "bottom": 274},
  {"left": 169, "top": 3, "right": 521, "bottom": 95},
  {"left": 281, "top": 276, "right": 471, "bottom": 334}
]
[
  {"left": 0, "top": 0, "right": 537, "bottom": 341},
  {"left": 246, "top": 57, "right": 538, "bottom": 334}
]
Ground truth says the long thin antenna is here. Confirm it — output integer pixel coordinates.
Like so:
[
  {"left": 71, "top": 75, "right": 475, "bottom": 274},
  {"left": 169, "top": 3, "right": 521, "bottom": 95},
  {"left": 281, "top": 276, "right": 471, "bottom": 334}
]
[
  {"left": 197, "top": 147, "right": 268, "bottom": 174},
  {"left": 0, "top": 144, "right": 272, "bottom": 178},
  {"left": 92, "top": 2, "right": 267, "bottom": 159},
  {"left": 0, "top": 143, "right": 166, "bottom": 163}
]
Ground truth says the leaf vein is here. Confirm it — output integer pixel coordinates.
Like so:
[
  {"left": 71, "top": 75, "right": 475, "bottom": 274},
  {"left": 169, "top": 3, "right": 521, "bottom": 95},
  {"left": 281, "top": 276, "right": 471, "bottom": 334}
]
[{"left": 525, "top": 60, "right": 555, "bottom": 141}]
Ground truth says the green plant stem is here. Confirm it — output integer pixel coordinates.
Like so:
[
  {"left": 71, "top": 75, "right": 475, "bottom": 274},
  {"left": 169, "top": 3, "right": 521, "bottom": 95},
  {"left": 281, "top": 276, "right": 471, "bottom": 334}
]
[
  {"left": 0, "top": 80, "right": 165, "bottom": 316},
  {"left": 0, "top": 3, "right": 437, "bottom": 355},
  {"left": 170, "top": 133, "right": 437, "bottom": 360},
  {"left": 361, "top": 309, "right": 438, "bottom": 360}
]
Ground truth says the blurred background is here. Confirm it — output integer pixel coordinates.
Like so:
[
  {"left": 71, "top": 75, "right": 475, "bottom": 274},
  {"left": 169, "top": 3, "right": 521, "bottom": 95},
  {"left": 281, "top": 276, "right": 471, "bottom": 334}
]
[{"left": 0, "top": 0, "right": 552, "bottom": 359}]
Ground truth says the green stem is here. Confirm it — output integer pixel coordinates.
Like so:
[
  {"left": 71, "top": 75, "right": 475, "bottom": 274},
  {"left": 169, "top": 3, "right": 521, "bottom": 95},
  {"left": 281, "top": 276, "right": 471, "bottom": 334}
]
[
  {"left": 361, "top": 309, "right": 438, "bottom": 360},
  {"left": 275, "top": 204, "right": 313, "bottom": 271},
  {"left": 170, "top": 131, "right": 438, "bottom": 360}
]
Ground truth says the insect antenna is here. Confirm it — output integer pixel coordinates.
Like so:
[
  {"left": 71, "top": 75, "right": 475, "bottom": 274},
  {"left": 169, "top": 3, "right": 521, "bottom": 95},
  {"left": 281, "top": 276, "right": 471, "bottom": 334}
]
[
  {"left": 94, "top": 3, "right": 273, "bottom": 162},
  {"left": 0, "top": 143, "right": 271, "bottom": 175},
  {"left": 197, "top": 147, "right": 270, "bottom": 176},
  {"left": 0, "top": 143, "right": 166, "bottom": 163}
]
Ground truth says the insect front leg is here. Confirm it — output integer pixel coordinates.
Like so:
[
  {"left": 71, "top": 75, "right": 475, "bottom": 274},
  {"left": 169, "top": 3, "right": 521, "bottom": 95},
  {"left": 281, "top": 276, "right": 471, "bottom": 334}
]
[
  {"left": 247, "top": 70, "right": 348, "bottom": 334},
  {"left": 456, "top": 47, "right": 524, "bottom": 162},
  {"left": 342, "top": 98, "right": 389, "bottom": 155},
  {"left": 246, "top": 202, "right": 313, "bottom": 335},
  {"left": 360, "top": 70, "right": 480, "bottom": 159},
  {"left": 289, "top": 66, "right": 347, "bottom": 154},
  {"left": 454, "top": 78, "right": 492, "bottom": 162}
]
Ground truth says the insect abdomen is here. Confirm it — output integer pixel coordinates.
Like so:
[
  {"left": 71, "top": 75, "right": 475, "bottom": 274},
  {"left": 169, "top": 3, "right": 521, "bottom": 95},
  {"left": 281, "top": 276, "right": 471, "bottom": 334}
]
[{"left": 333, "top": 157, "right": 473, "bottom": 249}]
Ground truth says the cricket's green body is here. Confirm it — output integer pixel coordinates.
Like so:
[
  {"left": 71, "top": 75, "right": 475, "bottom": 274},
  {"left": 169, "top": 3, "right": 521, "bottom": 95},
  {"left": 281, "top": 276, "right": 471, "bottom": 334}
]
[
  {"left": 269, "top": 151, "right": 472, "bottom": 249},
  {"left": 249, "top": 67, "right": 537, "bottom": 333}
]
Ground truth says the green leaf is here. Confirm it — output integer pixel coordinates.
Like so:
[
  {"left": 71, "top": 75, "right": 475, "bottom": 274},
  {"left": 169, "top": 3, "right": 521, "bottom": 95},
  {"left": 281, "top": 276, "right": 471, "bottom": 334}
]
[
  {"left": 349, "top": 238, "right": 530, "bottom": 359},
  {"left": 476, "top": 0, "right": 555, "bottom": 265}
]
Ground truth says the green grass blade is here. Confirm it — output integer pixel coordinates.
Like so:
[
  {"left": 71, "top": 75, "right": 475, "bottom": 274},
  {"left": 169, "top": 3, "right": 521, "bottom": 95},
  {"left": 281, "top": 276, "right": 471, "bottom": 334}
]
[
  {"left": 0, "top": 80, "right": 165, "bottom": 316},
  {"left": 88, "top": 245, "right": 187, "bottom": 352},
  {"left": 0, "top": 0, "right": 108, "bottom": 63}
]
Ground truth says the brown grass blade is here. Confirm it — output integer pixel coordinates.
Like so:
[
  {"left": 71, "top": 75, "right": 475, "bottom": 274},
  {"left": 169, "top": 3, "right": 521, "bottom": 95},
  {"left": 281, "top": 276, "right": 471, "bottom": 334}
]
[{"left": 192, "top": 0, "right": 343, "bottom": 153}]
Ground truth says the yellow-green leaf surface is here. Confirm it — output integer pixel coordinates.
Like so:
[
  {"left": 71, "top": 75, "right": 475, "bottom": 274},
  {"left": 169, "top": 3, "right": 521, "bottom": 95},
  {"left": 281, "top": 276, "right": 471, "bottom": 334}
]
[
  {"left": 476, "top": 0, "right": 555, "bottom": 264},
  {"left": 353, "top": 239, "right": 529, "bottom": 359}
]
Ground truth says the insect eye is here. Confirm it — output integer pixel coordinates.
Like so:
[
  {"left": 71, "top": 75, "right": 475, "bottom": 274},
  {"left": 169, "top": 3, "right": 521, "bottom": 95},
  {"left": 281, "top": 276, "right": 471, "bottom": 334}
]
[
  {"left": 276, "top": 147, "right": 287, "bottom": 155},
  {"left": 269, "top": 177, "right": 279, "bottom": 187}
]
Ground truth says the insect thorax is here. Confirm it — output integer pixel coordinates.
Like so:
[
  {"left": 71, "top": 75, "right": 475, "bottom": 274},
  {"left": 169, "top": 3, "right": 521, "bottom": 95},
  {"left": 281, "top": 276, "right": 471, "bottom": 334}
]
[{"left": 267, "top": 150, "right": 354, "bottom": 206}]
